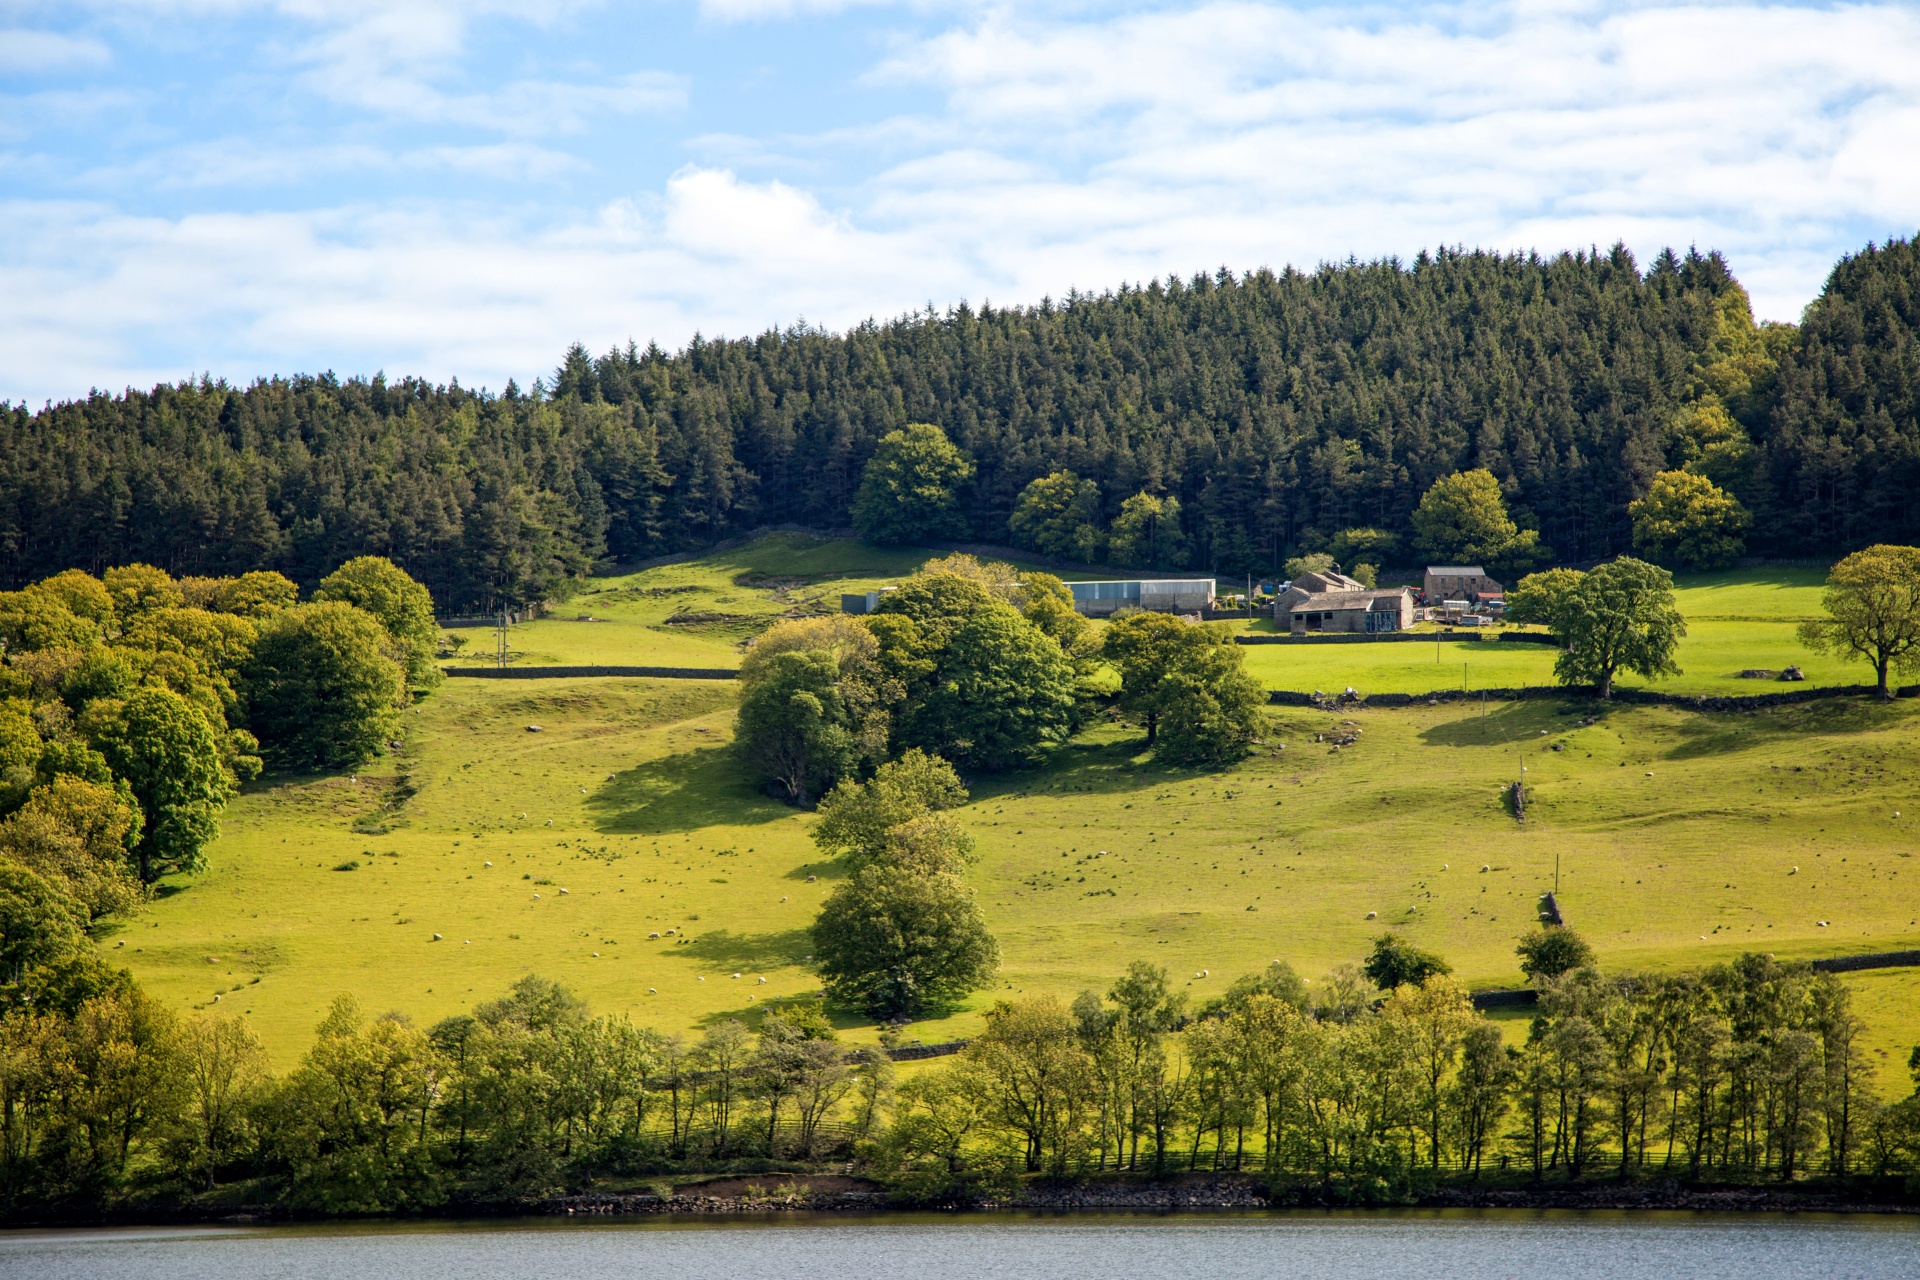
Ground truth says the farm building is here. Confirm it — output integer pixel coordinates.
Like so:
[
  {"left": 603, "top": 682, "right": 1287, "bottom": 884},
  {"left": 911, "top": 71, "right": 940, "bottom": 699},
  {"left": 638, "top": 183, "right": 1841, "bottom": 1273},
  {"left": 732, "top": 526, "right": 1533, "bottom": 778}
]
[
  {"left": 1283, "top": 587, "right": 1415, "bottom": 634},
  {"left": 1291, "top": 568, "right": 1369, "bottom": 594},
  {"left": 1423, "top": 565, "right": 1503, "bottom": 600},
  {"left": 840, "top": 589, "right": 892, "bottom": 615},
  {"left": 1067, "top": 578, "right": 1216, "bottom": 616}
]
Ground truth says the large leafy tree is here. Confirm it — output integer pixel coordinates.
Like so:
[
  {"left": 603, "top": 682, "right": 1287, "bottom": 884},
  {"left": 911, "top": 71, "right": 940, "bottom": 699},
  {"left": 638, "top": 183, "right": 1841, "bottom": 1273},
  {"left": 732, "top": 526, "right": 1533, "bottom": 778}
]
[
  {"left": 1630, "top": 470, "right": 1750, "bottom": 569},
  {"left": 243, "top": 602, "right": 406, "bottom": 769},
  {"left": 898, "top": 603, "right": 1076, "bottom": 772},
  {"left": 850, "top": 424, "right": 974, "bottom": 545},
  {"left": 1798, "top": 544, "right": 1920, "bottom": 699},
  {"left": 1009, "top": 469, "right": 1104, "bottom": 562},
  {"left": 91, "top": 686, "right": 234, "bottom": 881},
  {"left": 1105, "top": 612, "right": 1266, "bottom": 764},
  {"left": 315, "top": 556, "right": 442, "bottom": 693},
  {"left": 1552, "top": 557, "right": 1686, "bottom": 698},
  {"left": 871, "top": 573, "right": 1076, "bottom": 772},
  {"left": 1411, "top": 469, "right": 1545, "bottom": 575},
  {"left": 1107, "top": 492, "right": 1189, "bottom": 569},
  {"left": 811, "top": 862, "right": 999, "bottom": 1018},
  {"left": 0, "top": 860, "right": 87, "bottom": 980},
  {"left": 734, "top": 650, "right": 859, "bottom": 807},
  {"left": 1153, "top": 639, "right": 1267, "bottom": 767},
  {"left": 812, "top": 748, "right": 968, "bottom": 862}
]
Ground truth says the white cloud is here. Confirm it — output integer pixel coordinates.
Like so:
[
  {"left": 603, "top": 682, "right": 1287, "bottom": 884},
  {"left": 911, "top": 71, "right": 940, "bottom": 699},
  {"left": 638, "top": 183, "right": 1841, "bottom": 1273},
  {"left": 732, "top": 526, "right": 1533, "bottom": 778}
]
[
  {"left": 5, "top": 0, "right": 1920, "bottom": 404},
  {"left": 0, "top": 28, "right": 111, "bottom": 71}
]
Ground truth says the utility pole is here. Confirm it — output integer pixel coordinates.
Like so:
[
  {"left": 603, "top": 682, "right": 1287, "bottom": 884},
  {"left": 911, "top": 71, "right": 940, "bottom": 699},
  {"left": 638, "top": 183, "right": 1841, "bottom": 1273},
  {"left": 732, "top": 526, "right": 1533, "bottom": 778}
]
[{"left": 496, "top": 608, "right": 509, "bottom": 669}]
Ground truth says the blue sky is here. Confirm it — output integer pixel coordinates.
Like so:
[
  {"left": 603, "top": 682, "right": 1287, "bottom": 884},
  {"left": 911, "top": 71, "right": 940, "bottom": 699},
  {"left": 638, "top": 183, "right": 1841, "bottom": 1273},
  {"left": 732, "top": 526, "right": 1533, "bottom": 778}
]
[{"left": 3, "top": 0, "right": 1918, "bottom": 404}]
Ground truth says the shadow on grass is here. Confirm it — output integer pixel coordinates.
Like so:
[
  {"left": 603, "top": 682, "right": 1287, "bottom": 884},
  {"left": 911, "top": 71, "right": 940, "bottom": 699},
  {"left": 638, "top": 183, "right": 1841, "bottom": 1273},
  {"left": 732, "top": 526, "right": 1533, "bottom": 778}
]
[
  {"left": 964, "top": 730, "right": 1230, "bottom": 802},
  {"left": 1417, "top": 700, "right": 1583, "bottom": 748},
  {"left": 1662, "top": 696, "right": 1913, "bottom": 761},
  {"left": 587, "top": 745, "right": 792, "bottom": 834},
  {"left": 683, "top": 927, "right": 813, "bottom": 972}
]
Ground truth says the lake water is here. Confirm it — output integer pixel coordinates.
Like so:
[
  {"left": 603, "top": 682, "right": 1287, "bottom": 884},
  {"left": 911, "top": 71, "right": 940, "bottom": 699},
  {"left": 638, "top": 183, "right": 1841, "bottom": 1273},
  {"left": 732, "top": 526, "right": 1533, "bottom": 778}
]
[{"left": 4, "top": 1211, "right": 1917, "bottom": 1280}]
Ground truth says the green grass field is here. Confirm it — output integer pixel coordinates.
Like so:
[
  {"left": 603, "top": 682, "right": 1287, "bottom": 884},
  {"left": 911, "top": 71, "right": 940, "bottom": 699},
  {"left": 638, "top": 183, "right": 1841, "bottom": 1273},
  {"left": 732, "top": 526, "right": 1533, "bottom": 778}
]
[{"left": 110, "top": 539, "right": 1920, "bottom": 1088}]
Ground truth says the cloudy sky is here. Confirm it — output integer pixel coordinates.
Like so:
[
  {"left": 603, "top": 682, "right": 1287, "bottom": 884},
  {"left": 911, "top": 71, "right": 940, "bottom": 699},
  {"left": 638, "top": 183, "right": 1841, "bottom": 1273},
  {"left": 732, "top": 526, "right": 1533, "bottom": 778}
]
[{"left": 3, "top": 0, "right": 1917, "bottom": 405}]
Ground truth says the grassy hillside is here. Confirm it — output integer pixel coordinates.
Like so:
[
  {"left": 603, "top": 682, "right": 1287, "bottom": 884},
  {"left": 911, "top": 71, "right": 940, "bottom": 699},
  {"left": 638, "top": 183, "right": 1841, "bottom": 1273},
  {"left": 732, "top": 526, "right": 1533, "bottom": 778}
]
[{"left": 118, "top": 539, "right": 1920, "bottom": 1088}]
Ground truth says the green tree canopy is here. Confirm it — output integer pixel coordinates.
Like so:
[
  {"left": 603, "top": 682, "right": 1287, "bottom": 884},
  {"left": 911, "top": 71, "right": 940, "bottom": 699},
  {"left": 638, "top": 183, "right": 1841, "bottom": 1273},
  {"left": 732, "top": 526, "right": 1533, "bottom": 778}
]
[
  {"left": 850, "top": 424, "right": 974, "bottom": 545},
  {"left": 735, "top": 649, "right": 859, "bottom": 808},
  {"left": 1630, "top": 470, "right": 1750, "bottom": 569},
  {"left": 1798, "top": 544, "right": 1920, "bottom": 699},
  {"left": 1516, "top": 926, "right": 1596, "bottom": 982},
  {"left": 1104, "top": 613, "right": 1263, "bottom": 762},
  {"left": 243, "top": 602, "right": 406, "bottom": 770},
  {"left": 1363, "top": 933, "right": 1452, "bottom": 990},
  {"left": 812, "top": 748, "right": 968, "bottom": 862},
  {"left": 92, "top": 686, "right": 234, "bottom": 881},
  {"left": 1552, "top": 557, "right": 1686, "bottom": 698},
  {"left": 1107, "top": 492, "right": 1189, "bottom": 569},
  {"left": 811, "top": 862, "right": 999, "bottom": 1018},
  {"left": 1009, "top": 470, "right": 1104, "bottom": 562},
  {"left": 315, "top": 556, "right": 442, "bottom": 693},
  {"left": 1411, "top": 469, "right": 1545, "bottom": 575},
  {"left": 0, "top": 859, "right": 88, "bottom": 980},
  {"left": 1153, "top": 642, "right": 1267, "bottom": 767},
  {"left": 872, "top": 578, "right": 1076, "bottom": 772},
  {"left": 1505, "top": 567, "right": 1587, "bottom": 634}
]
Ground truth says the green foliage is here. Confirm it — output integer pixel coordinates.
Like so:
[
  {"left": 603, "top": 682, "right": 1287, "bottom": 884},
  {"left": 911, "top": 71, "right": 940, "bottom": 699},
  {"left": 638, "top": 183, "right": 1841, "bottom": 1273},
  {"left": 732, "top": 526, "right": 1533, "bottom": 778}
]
[
  {"left": 1505, "top": 567, "right": 1587, "bottom": 632},
  {"left": 1009, "top": 469, "right": 1104, "bottom": 562},
  {"left": 873, "top": 577, "right": 1075, "bottom": 772},
  {"left": 0, "top": 859, "right": 87, "bottom": 978},
  {"left": 243, "top": 602, "right": 406, "bottom": 770},
  {"left": 182, "top": 570, "right": 299, "bottom": 618},
  {"left": 1103, "top": 613, "right": 1263, "bottom": 763},
  {"left": 851, "top": 424, "right": 974, "bottom": 545},
  {"left": 104, "top": 563, "right": 185, "bottom": 617},
  {"left": 315, "top": 556, "right": 442, "bottom": 693},
  {"left": 1152, "top": 638, "right": 1267, "bottom": 768},
  {"left": 271, "top": 995, "right": 446, "bottom": 1214},
  {"left": 734, "top": 650, "right": 858, "bottom": 807},
  {"left": 0, "top": 588, "right": 99, "bottom": 652},
  {"left": 810, "top": 862, "right": 999, "bottom": 1018},
  {"left": 92, "top": 686, "right": 234, "bottom": 881},
  {"left": 34, "top": 569, "right": 116, "bottom": 628},
  {"left": 812, "top": 748, "right": 968, "bottom": 863},
  {"left": 1798, "top": 544, "right": 1920, "bottom": 698},
  {"left": 1107, "top": 492, "right": 1189, "bottom": 569},
  {"left": 0, "top": 776, "right": 145, "bottom": 919},
  {"left": 1362, "top": 933, "right": 1452, "bottom": 990},
  {"left": 1552, "top": 557, "right": 1686, "bottom": 697},
  {"left": 1763, "top": 235, "right": 1920, "bottom": 552},
  {"left": 1631, "top": 470, "right": 1750, "bottom": 569},
  {"left": 1516, "top": 926, "right": 1596, "bottom": 981},
  {"left": 1284, "top": 552, "right": 1335, "bottom": 580},
  {"left": 1411, "top": 470, "right": 1545, "bottom": 576},
  {"left": 1328, "top": 527, "right": 1402, "bottom": 567}
]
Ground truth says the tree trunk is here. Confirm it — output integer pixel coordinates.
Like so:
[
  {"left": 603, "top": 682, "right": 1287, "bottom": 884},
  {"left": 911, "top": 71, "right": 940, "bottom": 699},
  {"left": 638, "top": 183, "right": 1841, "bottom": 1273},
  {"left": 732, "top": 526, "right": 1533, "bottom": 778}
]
[{"left": 1876, "top": 655, "right": 1892, "bottom": 701}]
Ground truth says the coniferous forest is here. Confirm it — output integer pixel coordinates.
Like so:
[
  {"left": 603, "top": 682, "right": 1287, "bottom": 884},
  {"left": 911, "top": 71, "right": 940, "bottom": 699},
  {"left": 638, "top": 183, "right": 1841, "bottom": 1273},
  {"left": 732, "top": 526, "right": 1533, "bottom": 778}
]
[{"left": 3, "top": 238, "right": 1917, "bottom": 611}]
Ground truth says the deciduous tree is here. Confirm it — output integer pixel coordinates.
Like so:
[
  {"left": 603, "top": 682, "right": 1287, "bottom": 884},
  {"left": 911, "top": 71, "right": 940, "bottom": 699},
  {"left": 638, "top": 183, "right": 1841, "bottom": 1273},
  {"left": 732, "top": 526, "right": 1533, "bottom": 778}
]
[{"left": 1798, "top": 544, "right": 1920, "bottom": 699}]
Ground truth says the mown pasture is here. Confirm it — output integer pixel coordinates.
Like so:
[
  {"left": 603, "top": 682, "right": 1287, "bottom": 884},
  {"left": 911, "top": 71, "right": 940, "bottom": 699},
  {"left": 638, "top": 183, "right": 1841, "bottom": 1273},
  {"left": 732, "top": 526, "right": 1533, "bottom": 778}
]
[{"left": 120, "top": 539, "right": 1920, "bottom": 1086}]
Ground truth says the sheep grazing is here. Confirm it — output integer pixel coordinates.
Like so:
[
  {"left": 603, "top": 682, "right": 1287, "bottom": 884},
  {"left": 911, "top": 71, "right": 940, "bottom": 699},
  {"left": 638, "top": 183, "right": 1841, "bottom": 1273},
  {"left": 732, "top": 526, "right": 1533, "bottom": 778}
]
[
  {"left": 1365, "top": 911, "right": 1377, "bottom": 919},
  {"left": 758, "top": 976, "right": 767, "bottom": 984},
  {"left": 432, "top": 933, "right": 442, "bottom": 941},
  {"left": 649, "top": 931, "right": 660, "bottom": 939}
]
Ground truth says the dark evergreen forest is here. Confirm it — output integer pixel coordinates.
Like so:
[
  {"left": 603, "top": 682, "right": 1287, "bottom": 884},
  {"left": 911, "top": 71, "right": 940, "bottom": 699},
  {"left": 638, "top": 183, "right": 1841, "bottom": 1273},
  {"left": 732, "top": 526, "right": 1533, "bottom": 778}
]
[{"left": 3, "top": 238, "right": 1915, "bottom": 611}]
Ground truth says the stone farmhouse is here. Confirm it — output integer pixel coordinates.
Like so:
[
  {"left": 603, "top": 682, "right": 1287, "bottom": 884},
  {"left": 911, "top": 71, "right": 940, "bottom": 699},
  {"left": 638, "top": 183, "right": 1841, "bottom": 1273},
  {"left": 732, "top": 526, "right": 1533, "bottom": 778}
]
[
  {"left": 1277, "top": 586, "right": 1415, "bottom": 634},
  {"left": 1423, "top": 565, "right": 1503, "bottom": 601}
]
